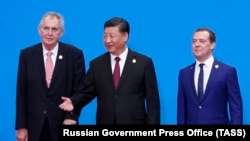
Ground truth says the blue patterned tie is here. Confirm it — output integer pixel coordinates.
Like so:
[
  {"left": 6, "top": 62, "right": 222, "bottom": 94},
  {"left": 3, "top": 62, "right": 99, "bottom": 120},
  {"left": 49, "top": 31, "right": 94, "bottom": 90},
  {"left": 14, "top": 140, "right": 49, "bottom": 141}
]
[{"left": 198, "top": 63, "right": 204, "bottom": 101}]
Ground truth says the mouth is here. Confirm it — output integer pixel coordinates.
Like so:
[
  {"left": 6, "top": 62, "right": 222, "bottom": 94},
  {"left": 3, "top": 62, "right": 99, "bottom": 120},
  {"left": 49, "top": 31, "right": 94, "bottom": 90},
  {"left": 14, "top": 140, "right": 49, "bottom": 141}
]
[
  {"left": 46, "top": 38, "right": 54, "bottom": 41},
  {"left": 106, "top": 44, "right": 115, "bottom": 48},
  {"left": 195, "top": 49, "right": 202, "bottom": 52}
]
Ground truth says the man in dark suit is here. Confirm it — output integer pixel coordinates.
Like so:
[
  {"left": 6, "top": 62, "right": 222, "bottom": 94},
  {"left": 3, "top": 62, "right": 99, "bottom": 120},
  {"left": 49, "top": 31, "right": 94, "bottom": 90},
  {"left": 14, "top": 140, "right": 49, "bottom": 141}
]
[
  {"left": 177, "top": 27, "right": 243, "bottom": 125},
  {"left": 15, "top": 11, "right": 86, "bottom": 141},
  {"left": 59, "top": 17, "right": 160, "bottom": 124}
]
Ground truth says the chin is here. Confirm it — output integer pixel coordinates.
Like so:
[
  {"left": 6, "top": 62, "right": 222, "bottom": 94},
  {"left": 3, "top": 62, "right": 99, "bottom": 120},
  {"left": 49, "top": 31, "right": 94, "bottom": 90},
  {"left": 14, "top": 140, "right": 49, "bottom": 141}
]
[{"left": 107, "top": 48, "right": 115, "bottom": 53}]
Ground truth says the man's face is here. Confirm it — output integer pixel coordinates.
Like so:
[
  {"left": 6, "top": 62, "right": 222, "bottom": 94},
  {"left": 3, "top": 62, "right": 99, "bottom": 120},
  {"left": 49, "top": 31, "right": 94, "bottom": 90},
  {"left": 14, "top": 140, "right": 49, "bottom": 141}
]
[
  {"left": 38, "top": 16, "right": 64, "bottom": 50},
  {"left": 103, "top": 26, "right": 128, "bottom": 56},
  {"left": 192, "top": 31, "right": 215, "bottom": 62}
]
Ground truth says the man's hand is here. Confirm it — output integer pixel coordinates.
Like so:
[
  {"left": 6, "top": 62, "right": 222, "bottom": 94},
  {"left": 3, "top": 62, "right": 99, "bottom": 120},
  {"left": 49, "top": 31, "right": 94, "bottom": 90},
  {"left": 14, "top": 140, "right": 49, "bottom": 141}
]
[
  {"left": 16, "top": 128, "right": 28, "bottom": 141},
  {"left": 59, "top": 97, "right": 74, "bottom": 112},
  {"left": 63, "top": 119, "right": 77, "bottom": 125}
]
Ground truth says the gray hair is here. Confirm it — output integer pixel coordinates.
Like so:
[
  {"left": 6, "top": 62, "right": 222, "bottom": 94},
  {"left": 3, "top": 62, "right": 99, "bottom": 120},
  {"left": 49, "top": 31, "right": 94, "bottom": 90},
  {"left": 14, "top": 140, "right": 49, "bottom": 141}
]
[{"left": 39, "top": 11, "right": 64, "bottom": 30}]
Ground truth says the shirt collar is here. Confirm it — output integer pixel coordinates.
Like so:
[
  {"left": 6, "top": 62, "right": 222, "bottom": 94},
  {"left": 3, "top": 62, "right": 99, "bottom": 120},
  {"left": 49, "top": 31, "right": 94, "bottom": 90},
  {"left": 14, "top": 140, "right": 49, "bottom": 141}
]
[
  {"left": 43, "top": 43, "right": 59, "bottom": 56},
  {"left": 111, "top": 46, "right": 128, "bottom": 62},
  {"left": 196, "top": 55, "right": 214, "bottom": 68}
]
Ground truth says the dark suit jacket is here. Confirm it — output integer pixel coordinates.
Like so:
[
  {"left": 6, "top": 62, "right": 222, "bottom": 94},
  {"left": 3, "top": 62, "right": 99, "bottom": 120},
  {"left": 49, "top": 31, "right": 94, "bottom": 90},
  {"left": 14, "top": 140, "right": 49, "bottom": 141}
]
[
  {"left": 177, "top": 59, "right": 243, "bottom": 125},
  {"left": 15, "top": 42, "right": 86, "bottom": 141},
  {"left": 71, "top": 49, "right": 160, "bottom": 124}
]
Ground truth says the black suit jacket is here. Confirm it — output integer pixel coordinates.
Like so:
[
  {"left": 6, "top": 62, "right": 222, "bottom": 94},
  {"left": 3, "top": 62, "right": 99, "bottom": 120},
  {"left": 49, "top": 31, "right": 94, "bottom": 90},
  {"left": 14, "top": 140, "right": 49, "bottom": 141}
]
[
  {"left": 71, "top": 48, "right": 160, "bottom": 124},
  {"left": 15, "top": 42, "right": 86, "bottom": 141}
]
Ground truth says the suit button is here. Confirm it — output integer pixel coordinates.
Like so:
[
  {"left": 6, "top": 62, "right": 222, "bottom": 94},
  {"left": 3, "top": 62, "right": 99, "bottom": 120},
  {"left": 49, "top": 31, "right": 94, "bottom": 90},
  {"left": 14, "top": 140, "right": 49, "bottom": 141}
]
[
  {"left": 43, "top": 110, "right": 47, "bottom": 114},
  {"left": 199, "top": 106, "right": 202, "bottom": 109}
]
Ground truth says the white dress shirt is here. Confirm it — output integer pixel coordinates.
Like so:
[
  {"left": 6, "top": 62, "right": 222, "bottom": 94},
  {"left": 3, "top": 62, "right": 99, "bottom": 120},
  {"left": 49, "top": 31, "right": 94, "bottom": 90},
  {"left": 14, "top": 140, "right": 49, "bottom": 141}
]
[{"left": 194, "top": 55, "right": 214, "bottom": 95}]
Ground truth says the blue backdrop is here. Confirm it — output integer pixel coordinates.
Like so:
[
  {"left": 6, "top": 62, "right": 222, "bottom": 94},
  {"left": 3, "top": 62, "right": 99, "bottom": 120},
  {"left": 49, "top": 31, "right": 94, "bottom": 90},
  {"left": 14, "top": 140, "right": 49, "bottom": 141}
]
[{"left": 1, "top": 0, "right": 250, "bottom": 140}]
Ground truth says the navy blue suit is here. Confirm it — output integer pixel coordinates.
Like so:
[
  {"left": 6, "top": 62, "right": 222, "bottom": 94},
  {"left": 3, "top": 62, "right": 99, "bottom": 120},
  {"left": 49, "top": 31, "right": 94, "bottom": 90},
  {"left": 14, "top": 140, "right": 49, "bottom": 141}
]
[
  {"left": 177, "top": 59, "right": 243, "bottom": 124},
  {"left": 15, "top": 42, "right": 86, "bottom": 141}
]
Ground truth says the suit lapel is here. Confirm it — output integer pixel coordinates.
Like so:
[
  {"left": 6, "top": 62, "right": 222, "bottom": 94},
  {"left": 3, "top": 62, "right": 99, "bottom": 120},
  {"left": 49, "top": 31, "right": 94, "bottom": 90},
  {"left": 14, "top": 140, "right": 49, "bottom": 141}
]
[
  {"left": 117, "top": 50, "right": 136, "bottom": 90},
  {"left": 101, "top": 53, "right": 114, "bottom": 89},
  {"left": 189, "top": 63, "right": 199, "bottom": 101},
  {"left": 34, "top": 44, "right": 48, "bottom": 89},
  {"left": 203, "top": 60, "right": 220, "bottom": 101},
  {"left": 49, "top": 44, "right": 65, "bottom": 88}
]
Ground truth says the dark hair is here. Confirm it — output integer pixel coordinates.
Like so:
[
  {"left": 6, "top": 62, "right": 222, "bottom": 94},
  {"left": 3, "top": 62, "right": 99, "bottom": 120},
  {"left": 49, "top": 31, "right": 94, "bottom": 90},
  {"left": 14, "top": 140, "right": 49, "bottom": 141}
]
[
  {"left": 195, "top": 27, "right": 216, "bottom": 43},
  {"left": 104, "top": 17, "right": 130, "bottom": 35}
]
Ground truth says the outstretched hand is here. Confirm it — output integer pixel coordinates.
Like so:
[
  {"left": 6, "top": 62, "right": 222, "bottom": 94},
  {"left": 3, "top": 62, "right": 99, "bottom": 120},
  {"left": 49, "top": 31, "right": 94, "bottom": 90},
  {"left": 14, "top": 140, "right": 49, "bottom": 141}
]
[
  {"left": 59, "top": 97, "right": 74, "bottom": 112},
  {"left": 16, "top": 128, "right": 28, "bottom": 141}
]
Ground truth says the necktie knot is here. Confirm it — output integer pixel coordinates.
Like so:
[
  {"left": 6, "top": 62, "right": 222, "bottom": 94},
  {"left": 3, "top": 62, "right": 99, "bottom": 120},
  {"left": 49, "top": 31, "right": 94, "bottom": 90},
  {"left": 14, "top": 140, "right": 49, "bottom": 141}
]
[
  {"left": 47, "top": 52, "right": 53, "bottom": 57},
  {"left": 199, "top": 63, "right": 204, "bottom": 69},
  {"left": 115, "top": 57, "right": 120, "bottom": 62}
]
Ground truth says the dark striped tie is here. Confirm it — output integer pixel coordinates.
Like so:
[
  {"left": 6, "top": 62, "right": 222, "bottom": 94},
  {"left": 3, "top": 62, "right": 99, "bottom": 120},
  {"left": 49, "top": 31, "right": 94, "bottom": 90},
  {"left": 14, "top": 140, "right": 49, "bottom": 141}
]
[{"left": 198, "top": 63, "right": 204, "bottom": 101}]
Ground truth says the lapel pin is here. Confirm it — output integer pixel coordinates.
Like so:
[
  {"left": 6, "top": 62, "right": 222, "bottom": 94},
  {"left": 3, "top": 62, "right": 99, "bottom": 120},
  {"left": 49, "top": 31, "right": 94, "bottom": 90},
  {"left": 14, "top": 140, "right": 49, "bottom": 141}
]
[
  {"left": 215, "top": 64, "right": 219, "bottom": 69},
  {"left": 132, "top": 59, "right": 136, "bottom": 63},
  {"left": 59, "top": 55, "right": 63, "bottom": 60}
]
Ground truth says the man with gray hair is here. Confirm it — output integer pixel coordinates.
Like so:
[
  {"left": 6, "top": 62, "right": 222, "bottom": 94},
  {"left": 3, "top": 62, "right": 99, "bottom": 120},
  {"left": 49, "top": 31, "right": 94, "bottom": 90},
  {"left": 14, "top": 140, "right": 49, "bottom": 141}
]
[{"left": 15, "top": 11, "right": 86, "bottom": 141}]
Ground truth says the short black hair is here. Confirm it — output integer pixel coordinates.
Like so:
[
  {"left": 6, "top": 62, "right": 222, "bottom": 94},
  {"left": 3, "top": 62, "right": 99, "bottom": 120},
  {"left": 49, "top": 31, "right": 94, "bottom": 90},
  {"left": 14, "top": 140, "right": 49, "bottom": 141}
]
[{"left": 104, "top": 17, "right": 130, "bottom": 35}]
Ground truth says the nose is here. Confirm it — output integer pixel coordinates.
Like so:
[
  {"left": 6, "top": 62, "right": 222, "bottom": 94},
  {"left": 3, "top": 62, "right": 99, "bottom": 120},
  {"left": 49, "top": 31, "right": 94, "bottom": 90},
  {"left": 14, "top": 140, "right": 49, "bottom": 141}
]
[
  {"left": 193, "top": 41, "right": 201, "bottom": 47},
  {"left": 104, "top": 36, "right": 111, "bottom": 43},
  {"left": 48, "top": 29, "right": 53, "bottom": 35}
]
